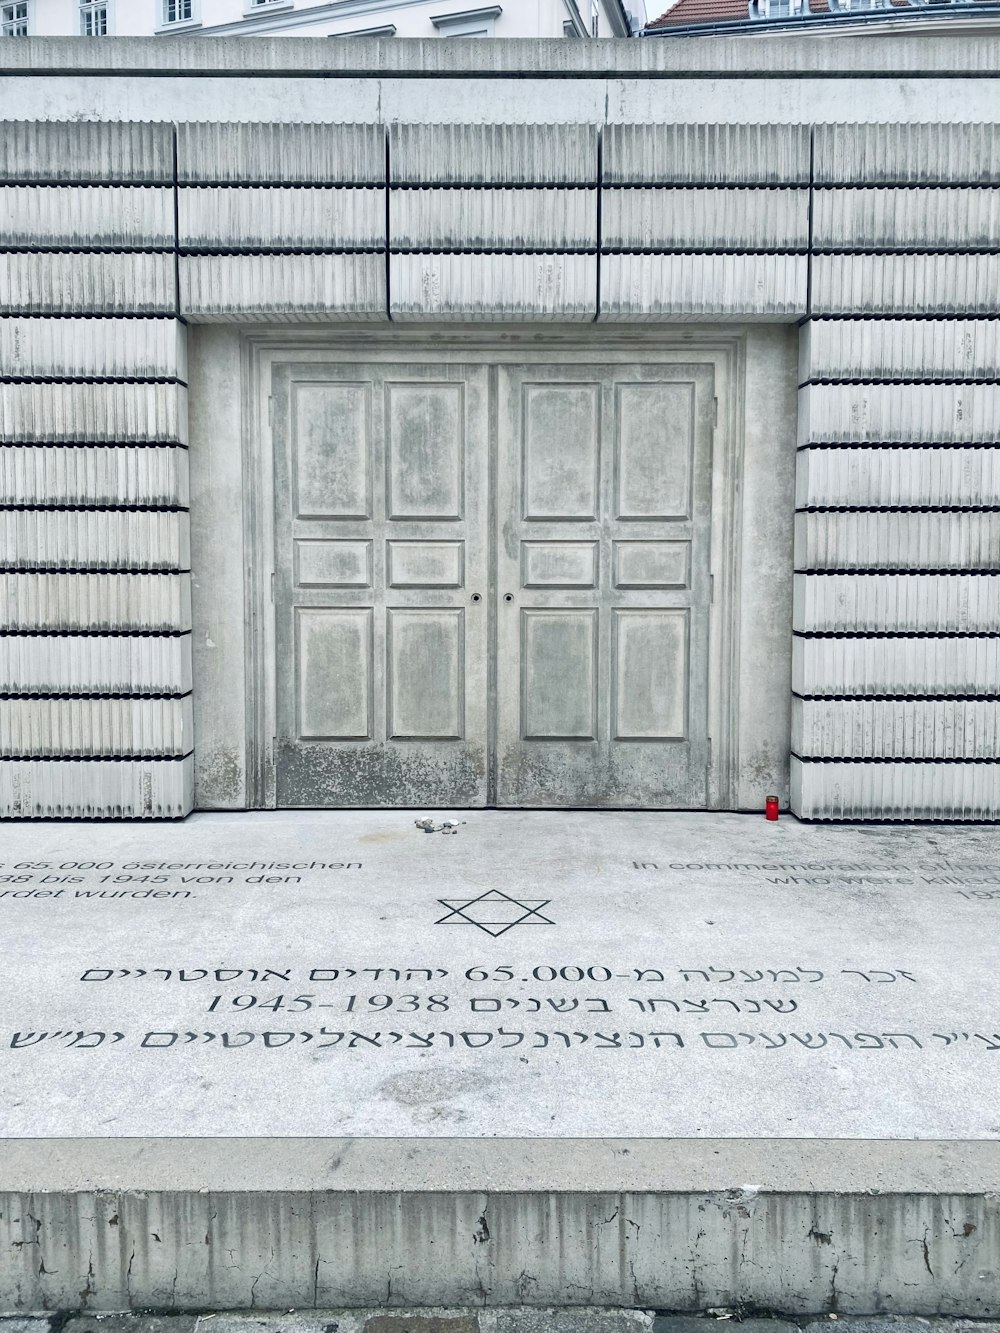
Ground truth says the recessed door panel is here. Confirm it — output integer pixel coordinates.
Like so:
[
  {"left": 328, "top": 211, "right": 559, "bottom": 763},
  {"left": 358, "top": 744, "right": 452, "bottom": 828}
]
[
  {"left": 496, "top": 362, "right": 714, "bottom": 808},
  {"left": 273, "top": 362, "right": 488, "bottom": 807},
  {"left": 271, "top": 351, "right": 718, "bottom": 809}
]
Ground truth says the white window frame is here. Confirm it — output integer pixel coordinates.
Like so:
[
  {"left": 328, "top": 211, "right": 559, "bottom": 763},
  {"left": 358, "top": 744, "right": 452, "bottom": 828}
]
[
  {"left": 158, "top": 0, "right": 200, "bottom": 28},
  {"left": 79, "top": 0, "right": 112, "bottom": 35},
  {"left": 243, "top": 0, "right": 294, "bottom": 15},
  {"left": 0, "top": 0, "right": 30, "bottom": 35}
]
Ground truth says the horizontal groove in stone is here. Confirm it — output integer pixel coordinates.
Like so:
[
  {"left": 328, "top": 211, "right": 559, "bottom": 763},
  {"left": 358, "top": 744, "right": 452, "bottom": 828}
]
[
  {"left": 0, "top": 382, "right": 188, "bottom": 445},
  {"left": 389, "top": 252, "right": 597, "bottom": 321},
  {"left": 180, "top": 254, "right": 386, "bottom": 321},
  {"left": 600, "top": 253, "right": 807, "bottom": 320},
  {"left": 390, "top": 188, "right": 597, "bottom": 252},
  {"left": 794, "top": 573, "right": 1000, "bottom": 635},
  {"left": 0, "top": 573, "right": 191, "bottom": 633},
  {"left": 0, "top": 695, "right": 193, "bottom": 758},
  {"left": 799, "top": 318, "right": 1000, "bottom": 382},
  {"left": 390, "top": 123, "right": 597, "bottom": 187},
  {"left": 810, "top": 253, "right": 1000, "bottom": 317},
  {"left": 812, "top": 123, "right": 1000, "bottom": 187},
  {"left": 812, "top": 188, "right": 1000, "bottom": 252},
  {"left": 176, "top": 122, "right": 383, "bottom": 185},
  {"left": 0, "top": 186, "right": 175, "bottom": 251},
  {"left": 0, "top": 121, "right": 174, "bottom": 185},
  {"left": 0, "top": 510, "right": 190, "bottom": 572},
  {"left": 792, "top": 635, "right": 1000, "bottom": 699},
  {"left": 0, "top": 252, "right": 177, "bottom": 316},
  {"left": 791, "top": 754, "right": 1000, "bottom": 821},
  {"left": 0, "top": 632, "right": 192, "bottom": 696},
  {"left": 603, "top": 123, "right": 810, "bottom": 186},
  {"left": 794, "top": 510, "right": 1000, "bottom": 572},
  {"left": 601, "top": 186, "right": 808, "bottom": 251},
  {"left": 178, "top": 186, "right": 386, "bottom": 251},
  {"left": 793, "top": 696, "right": 1000, "bottom": 760},
  {"left": 0, "top": 753, "right": 193, "bottom": 818},
  {"left": 798, "top": 383, "right": 1000, "bottom": 446},
  {"left": 796, "top": 446, "right": 1000, "bottom": 509},
  {"left": 0, "top": 444, "right": 189, "bottom": 508}
]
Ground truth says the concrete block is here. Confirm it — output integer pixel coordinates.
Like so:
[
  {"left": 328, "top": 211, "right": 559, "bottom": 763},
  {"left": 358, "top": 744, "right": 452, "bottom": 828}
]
[
  {"left": 0, "top": 511, "right": 190, "bottom": 573},
  {"left": 794, "top": 511, "right": 1000, "bottom": 572},
  {"left": 812, "top": 187, "right": 1000, "bottom": 251},
  {"left": 602, "top": 123, "right": 810, "bottom": 185},
  {"left": 389, "top": 123, "right": 597, "bottom": 186},
  {"left": 799, "top": 318, "right": 1000, "bottom": 382},
  {"left": 0, "top": 573, "right": 191, "bottom": 632},
  {"left": 793, "top": 573, "right": 1000, "bottom": 634},
  {"left": 793, "top": 696, "right": 1000, "bottom": 760},
  {"left": 796, "top": 446, "right": 1000, "bottom": 509},
  {"left": 176, "top": 121, "right": 384, "bottom": 185},
  {"left": 180, "top": 254, "right": 386, "bottom": 321},
  {"left": 813, "top": 122, "right": 1000, "bottom": 186},
  {"left": 791, "top": 755, "right": 1000, "bottom": 821},
  {"left": 600, "top": 253, "right": 807, "bottom": 320},
  {"left": 178, "top": 186, "right": 385, "bottom": 252},
  {"left": 0, "top": 383, "right": 188, "bottom": 445},
  {"left": 0, "top": 317, "right": 187, "bottom": 381},
  {"left": 0, "top": 444, "right": 190, "bottom": 508},
  {"left": 0, "top": 754, "right": 193, "bottom": 818},
  {"left": 389, "top": 253, "right": 597, "bottom": 320},
  {"left": 0, "top": 186, "right": 174, "bottom": 250},
  {"left": 390, "top": 188, "right": 597, "bottom": 252},
  {"left": 0, "top": 696, "right": 193, "bottom": 758},
  {"left": 793, "top": 633, "right": 1000, "bottom": 698},
  {"left": 0, "top": 632, "right": 192, "bottom": 696},
  {"left": 810, "top": 253, "right": 1000, "bottom": 316},
  {"left": 0, "top": 120, "right": 174, "bottom": 184},
  {"left": 0, "top": 252, "right": 176, "bottom": 316},
  {"left": 601, "top": 186, "right": 808, "bottom": 251},
  {"left": 798, "top": 383, "right": 1000, "bottom": 444}
]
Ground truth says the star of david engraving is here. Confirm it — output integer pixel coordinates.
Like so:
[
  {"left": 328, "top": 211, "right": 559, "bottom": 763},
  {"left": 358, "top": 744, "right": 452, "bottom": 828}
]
[{"left": 435, "top": 888, "right": 555, "bottom": 938}]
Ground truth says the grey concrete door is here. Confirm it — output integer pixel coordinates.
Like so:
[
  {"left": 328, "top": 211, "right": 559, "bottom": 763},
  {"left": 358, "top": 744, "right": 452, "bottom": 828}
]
[
  {"left": 271, "top": 355, "right": 715, "bottom": 809},
  {"left": 272, "top": 362, "right": 490, "bottom": 806},
  {"left": 495, "top": 364, "right": 715, "bottom": 807}
]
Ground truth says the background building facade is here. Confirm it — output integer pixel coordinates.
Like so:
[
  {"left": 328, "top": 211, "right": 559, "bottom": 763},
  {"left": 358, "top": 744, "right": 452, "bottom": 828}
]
[{"left": 4, "top": 0, "right": 634, "bottom": 43}]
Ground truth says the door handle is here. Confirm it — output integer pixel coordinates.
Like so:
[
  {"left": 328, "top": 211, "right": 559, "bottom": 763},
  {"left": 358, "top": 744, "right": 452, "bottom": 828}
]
[
  {"left": 503, "top": 593, "right": 514, "bottom": 603},
  {"left": 471, "top": 593, "right": 482, "bottom": 604}
]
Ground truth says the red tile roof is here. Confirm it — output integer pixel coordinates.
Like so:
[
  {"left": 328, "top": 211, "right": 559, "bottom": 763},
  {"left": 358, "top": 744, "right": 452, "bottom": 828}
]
[{"left": 647, "top": 0, "right": 748, "bottom": 26}]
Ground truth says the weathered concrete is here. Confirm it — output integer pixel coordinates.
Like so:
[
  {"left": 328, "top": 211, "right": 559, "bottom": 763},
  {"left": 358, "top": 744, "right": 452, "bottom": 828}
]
[{"left": 1, "top": 815, "right": 1000, "bottom": 1310}]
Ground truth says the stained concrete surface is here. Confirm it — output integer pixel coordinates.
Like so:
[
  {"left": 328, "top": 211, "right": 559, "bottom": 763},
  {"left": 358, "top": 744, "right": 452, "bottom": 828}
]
[{"left": 1, "top": 810, "right": 999, "bottom": 1139}]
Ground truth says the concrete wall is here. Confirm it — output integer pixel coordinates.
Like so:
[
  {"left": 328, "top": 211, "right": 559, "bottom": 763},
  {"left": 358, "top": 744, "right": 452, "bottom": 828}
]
[{"left": 0, "top": 36, "right": 998, "bottom": 820}]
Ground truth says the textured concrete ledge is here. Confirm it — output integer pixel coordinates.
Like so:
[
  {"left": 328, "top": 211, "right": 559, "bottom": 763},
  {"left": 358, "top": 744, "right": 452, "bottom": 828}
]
[
  {"left": 1, "top": 34, "right": 998, "bottom": 76},
  {"left": 4, "top": 1136, "right": 1000, "bottom": 1193}
]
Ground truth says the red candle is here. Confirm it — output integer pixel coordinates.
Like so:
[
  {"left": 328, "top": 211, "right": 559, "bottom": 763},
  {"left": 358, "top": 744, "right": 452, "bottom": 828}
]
[{"left": 765, "top": 795, "right": 779, "bottom": 821}]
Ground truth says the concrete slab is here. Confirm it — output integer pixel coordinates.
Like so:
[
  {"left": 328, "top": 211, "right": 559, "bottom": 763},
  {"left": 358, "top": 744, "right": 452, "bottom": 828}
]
[{"left": 1, "top": 811, "right": 999, "bottom": 1141}]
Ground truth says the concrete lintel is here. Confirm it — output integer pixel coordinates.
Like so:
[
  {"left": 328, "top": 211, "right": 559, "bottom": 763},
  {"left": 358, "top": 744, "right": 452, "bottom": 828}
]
[{"left": 1, "top": 33, "right": 999, "bottom": 76}]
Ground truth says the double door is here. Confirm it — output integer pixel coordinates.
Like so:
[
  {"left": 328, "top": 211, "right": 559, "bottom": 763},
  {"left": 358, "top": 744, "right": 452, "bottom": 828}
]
[{"left": 271, "top": 355, "right": 715, "bottom": 808}]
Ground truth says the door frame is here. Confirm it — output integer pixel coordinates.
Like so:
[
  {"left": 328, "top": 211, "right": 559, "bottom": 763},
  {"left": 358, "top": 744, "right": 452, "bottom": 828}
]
[{"left": 241, "top": 326, "right": 747, "bottom": 811}]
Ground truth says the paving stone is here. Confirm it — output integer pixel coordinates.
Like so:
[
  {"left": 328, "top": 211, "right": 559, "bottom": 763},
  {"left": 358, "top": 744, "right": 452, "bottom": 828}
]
[
  {"left": 654, "top": 1321, "right": 798, "bottom": 1333},
  {"left": 497, "top": 1313, "right": 653, "bottom": 1333},
  {"left": 63, "top": 1318, "right": 198, "bottom": 1333}
]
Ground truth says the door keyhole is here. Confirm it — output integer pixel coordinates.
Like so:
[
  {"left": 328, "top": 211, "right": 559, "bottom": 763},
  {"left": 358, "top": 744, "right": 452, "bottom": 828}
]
[{"left": 504, "top": 593, "right": 514, "bottom": 603}]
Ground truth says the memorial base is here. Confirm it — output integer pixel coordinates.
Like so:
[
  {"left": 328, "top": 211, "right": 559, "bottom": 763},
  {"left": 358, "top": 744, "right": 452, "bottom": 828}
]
[{"left": 1, "top": 811, "right": 998, "bottom": 1314}]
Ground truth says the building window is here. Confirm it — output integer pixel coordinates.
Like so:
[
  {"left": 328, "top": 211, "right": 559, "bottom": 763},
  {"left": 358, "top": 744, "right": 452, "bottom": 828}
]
[
  {"left": 1, "top": 1, "right": 29, "bottom": 34},
  {"left": 80, "top": 1, "right": 109, "bottom": 34},
  {"left": 162, "top": 0, "right": 193, "bottom": 21}
]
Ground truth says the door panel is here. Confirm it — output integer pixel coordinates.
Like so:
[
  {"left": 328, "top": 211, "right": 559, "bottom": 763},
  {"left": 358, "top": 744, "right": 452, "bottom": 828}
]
[
  {"left": 273, "top": 363, "right": 488, "bottom": 807},
  {"left": 496, "top": 363, "right": 714, "bottom": 808}
]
